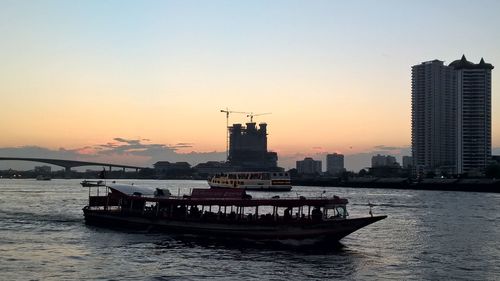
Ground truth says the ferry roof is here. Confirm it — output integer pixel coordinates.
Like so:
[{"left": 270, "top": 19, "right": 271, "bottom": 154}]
[
  {"left": 191, "top": 188, "right": 246, "bottom": 199},
  {"left": 108, "top": 184, "right": 156, "bottom": 197},
  {"left": 108, "top": 185, "right": 347, "bottom": 207}
]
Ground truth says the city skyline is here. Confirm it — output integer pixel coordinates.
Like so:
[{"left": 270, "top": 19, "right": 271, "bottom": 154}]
[{"left": 1, "top": 1, "right": 499, "bottom": 170}]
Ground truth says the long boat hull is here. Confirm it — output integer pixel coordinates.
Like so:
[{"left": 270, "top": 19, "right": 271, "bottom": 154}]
[{"left": 83, "top": 209, "right": 385, "bottom": 242}]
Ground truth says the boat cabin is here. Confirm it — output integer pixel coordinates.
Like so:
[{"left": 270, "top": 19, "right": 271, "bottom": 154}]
[{"left": 85, "top": 184, "right": 349, "bottom": 224}]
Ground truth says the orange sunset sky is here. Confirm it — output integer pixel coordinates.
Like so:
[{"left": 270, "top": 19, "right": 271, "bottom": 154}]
[{"left": 1, "top": 1, "right": 499, "bottom": 170}]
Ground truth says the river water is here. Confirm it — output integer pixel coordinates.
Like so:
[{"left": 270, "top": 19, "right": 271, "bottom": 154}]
[{"left": 0, "top": 179, "right": 499, "bottom": 280}]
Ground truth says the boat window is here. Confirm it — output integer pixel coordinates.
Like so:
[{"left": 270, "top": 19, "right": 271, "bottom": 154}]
[
  {"left": 273, "top": 173, "right": 277, "bottom": 176},
  {"left": 279, "top": 173, "right": 283, "bottom": 176},
  {"left": 284, "top": 173, "right": 288, "bottom": 176},
  {"left": 335, "top": 206, "right": 347, "bottom": 218}
]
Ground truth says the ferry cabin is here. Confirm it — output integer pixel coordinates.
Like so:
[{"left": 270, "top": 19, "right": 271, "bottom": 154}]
[
  {"left": 208, "top": 171, "right": 292, "bottom": 191},
  {"left": 85, "top": 184, "right": 348, "bottom": 225}
]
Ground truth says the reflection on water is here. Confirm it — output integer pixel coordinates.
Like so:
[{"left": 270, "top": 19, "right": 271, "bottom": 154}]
[{"left": 0, "top": 179, "right": 499, "bottom": 280}]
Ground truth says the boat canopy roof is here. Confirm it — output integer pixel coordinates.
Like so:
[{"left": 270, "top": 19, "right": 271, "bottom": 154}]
[
  {"left": 108, "top": 184, "right": 156, "bottom": 197},
  {"left": 107, "top": 186, "right": 347, "bottom": 208},
  {"left": 191, "top": 188, "right": 246, "bottom": 199}
]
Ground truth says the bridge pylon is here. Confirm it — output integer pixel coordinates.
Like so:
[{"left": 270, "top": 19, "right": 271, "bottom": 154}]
[{"left": 64, "top": 167, "right": 72, "bottom": 179}]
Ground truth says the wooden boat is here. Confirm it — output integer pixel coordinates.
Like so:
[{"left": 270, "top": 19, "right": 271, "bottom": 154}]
[
  {"left": 83, "top": 184, "right": 386, "bottom": 244},
  {"left": 208, "top": 171, "right": 292, "bottom": 191}
]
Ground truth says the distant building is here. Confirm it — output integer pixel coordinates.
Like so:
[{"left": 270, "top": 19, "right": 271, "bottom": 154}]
[
  {"left": 369, "top": 155, "right": 402, "bottom": 178},
  {"left": 296, "top": 157, "right": 322, "bottom": 174},
  {"left": 411, "top": 56, "right": 493, "bottom": 176},
  {"left": 371, "top": 154, "right": 399, "bottom": 168},
  {"left": 153, "top": 161, "right": 191, "bottom": 178},
  {"left": 193, "top": 161, "right": 236, "bottom": 175},
  {"left": 371, "top": 154, "right": 386, "bottom": 167},
  {"left": 492, "top": 155, "right": 500, "bottom": 165},
  {"left": 386, "top": 156, "right": 398, "bottom": 166},
  {"left": 402, "top": 156, "right": 413, "bottom": 169},
  {"left": 228, "top": 122, "right": 278, "bottom": 170},
  {"left": 326, "top": 153, "right": 344, "bottom": 175},
  {"left": 34, "top": 165, "right": 51, "bottom": 174}
]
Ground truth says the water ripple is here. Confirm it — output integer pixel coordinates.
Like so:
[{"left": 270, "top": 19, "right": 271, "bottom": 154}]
[{"left": 0, "top": 179, "right": 499, "bottom": 280}]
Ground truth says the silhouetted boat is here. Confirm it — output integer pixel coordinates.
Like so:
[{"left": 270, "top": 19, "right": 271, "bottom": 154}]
[
  {"left": 80, "top": 180, "right": 105, "bottom": 187},
  {"left": 82, "top": 184, "right": 386, "bottom": 244},
  {"left": 208, "top": 171, "right": 292, "bottom": 191}
]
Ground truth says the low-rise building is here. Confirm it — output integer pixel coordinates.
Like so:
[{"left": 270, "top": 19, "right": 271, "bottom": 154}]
[
  {"left": 296, "top": 157, "right": 322, "bottom": 175},
  {"left": 193, "top": 161, "right": 236, "bottom": 176},
  {"left": 34, "top": 165, "right": 51, "bottom": 174},
  {"left": 371, "top": 154, "right": 400, "bottom": 168},
  {"left": 153, "top": 161, "right": 192, "bottom": 178},
  {"left": 370, "top": 154, "right": 403, "bottom": 178}
]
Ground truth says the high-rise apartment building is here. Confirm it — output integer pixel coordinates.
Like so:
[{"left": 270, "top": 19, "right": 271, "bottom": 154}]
[
  {"left": 450, "top": 56, "right": 493, "bottom": 174},
  {"left": 326, "top": 153, "right": 344, "bottom": 175},
  {"left": 411, "top": 60, "right": 457, "bottom": 175},
  {"left": 411, "top": 56, "right": 493, "bottom": 175}
]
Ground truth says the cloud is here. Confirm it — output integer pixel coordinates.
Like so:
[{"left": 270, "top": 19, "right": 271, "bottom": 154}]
[
  {"left": 175, "top": 143, "right": 194, "bottom": 148},
  {"left": 92, "top": 137, "right": 182, "bottom": 157},
  {"left": 0, "top": 138, "right": 225, "bottom": 170},
  {"left": 373, "top": 145, "right": 408, "bottom": 151},
  {"left": 113, "top": 137, "right": 141, "bottom": 145}
]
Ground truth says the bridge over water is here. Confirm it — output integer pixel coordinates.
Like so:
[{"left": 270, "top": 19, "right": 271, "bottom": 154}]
[{"left": 0, "top": 157, "right": 147, "bottom": 177}]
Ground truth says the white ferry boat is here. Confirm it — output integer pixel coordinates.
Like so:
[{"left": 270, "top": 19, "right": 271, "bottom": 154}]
[{"left": 208, "top": 172, "right": 292, "bottom": 191}]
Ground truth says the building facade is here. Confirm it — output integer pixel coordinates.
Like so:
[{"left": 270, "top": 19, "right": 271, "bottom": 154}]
[
  {"left": 450, "top": 56, "right": 493, "bottom": 174},
  {"left": 326, "top": 153, "right": 344, "bottom": 175},
  {"left": 371, "top": 154, "right": 399, "bottom": 168},
  {"left": 228, "top": 122, "right": 278, "bottom": 170},
  {"left": 296, "top": 157, "right": 322, "bottom": 174},
  {"left": 153, "top": 161, "right": 192, "bottom": 178},
  {"left": 411, "top": 56, "right": 493, "bottom": 176},
  {"left": 411, "top": 60, "right": 457, "bottom": 175}
]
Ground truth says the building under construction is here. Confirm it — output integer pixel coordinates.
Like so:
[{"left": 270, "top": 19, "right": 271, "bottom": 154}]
[{"left": 228, "top": 122, "right": 279, "bottom": 171}]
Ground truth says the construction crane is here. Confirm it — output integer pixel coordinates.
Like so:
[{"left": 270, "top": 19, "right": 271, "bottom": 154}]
[
  {"left": 247, "top": 112, "right": 272, "bottom": 123},
  {"left": 220, "top": 108, "right": 249, "bottom": 160}
]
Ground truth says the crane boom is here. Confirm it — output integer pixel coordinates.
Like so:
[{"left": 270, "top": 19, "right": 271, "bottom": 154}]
[{"left": 247, "top": 112, "right": 272, "bottom": 122}]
